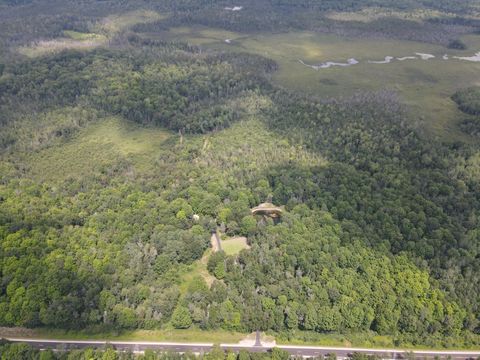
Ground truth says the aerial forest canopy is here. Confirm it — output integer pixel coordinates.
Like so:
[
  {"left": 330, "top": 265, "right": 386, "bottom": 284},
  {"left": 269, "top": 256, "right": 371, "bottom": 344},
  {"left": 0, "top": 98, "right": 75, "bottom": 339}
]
[{"left": 0, "top": 0, "right": 479, "bottom": 350}]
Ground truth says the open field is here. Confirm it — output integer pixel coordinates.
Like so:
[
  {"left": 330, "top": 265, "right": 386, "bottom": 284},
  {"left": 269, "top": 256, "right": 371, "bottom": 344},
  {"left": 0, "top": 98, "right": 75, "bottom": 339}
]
[
  {"left": 17, "top": 38, "right": 106, "bottom": 57},
  {"left": 179, "top": 249, "right": 216, "bottom": 290},
  {"left": 221, "top": 237, "right": 250, "bottom": 256},
  {"left": 0, "top": 327, "right": 244, "bottom": 344},
  {"left": 96, "top": 9, "right": 165, "bottom": 35},
  {"left": 140, "top": 26, "right": 480, "bottom": 141},
  {"left": 26, "top": 117, "right": 170, "bottom": 182}
]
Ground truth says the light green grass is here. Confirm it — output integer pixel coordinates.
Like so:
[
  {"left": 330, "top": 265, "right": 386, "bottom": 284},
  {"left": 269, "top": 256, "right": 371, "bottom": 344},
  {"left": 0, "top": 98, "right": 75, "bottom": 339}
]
[
  {"left": 97, "top": 10, "right": 166, "bottom": 35},
  {"left": 63, "top": 30, "right": 106, "bottom": 41},
  {"left": 179, "top": 249, "right": 216, "bottom": 291},
  {"left": 277, "top": 332, "right": 480, "bottom": 351},
  {"left": 0, "top": 327, "right": 244, "bottom": 344},
  {"left": 26, "top": 117, "right": 170, "bottom": 182},
  {"left": 221, "top": 237, "right": 249, "bottom": 256},
  {"left": 17, "top": 38, "right": 105, "bottom": 57}
]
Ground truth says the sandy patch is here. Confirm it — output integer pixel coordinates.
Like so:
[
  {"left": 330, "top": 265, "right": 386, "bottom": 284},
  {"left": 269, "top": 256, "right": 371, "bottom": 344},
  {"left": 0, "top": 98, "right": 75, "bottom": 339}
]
[{"left": 238, "top": 332, "right": 276, "bottom": 347}]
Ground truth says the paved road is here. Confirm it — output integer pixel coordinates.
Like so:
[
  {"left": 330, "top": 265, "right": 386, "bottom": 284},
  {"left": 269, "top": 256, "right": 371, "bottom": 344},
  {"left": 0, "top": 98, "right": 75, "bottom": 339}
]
[{"left": 4, "top": 338, "right": 480, "bottom": 359}]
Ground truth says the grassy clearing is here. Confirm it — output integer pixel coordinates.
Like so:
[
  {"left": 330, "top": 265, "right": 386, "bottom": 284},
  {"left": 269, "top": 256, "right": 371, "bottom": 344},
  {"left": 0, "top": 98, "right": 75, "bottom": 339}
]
[
  {"left": 277, "top": 332, "right": 480, "bottom": 351},
  {"left": 0, "top": 327, "right": 244, "bottom": 344},
  {"left": 17, "top": 38, "right": 106, "bottom": 57},
  {"left": 154, "top": 26, "right": 480, "bottom": 141},
  {"left": 276, "top": 332, "right": 398, "bottom": 349},
  {"left": 97, "top": 10, "right": 165, "bottom": 35},
  {"left": 63, "top": 30, "right": 105, "bottom": 41},
  {"left": 196, "top": 116, "right": 327, "bottom": 181},
  {"left": 179, "top": 249, "right": 216, "bottom": 291},
  {"left": 26, "top": 117, "right": 170, "bottom": 182},
  {"left": 221, "top": 237, "right": 250, "bottom": 256}
]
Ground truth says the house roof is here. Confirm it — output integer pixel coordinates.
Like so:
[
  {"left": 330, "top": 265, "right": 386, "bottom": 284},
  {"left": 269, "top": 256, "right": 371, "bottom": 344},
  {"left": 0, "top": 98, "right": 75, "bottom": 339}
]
[{"left": 251, "top": 203, "right": 283, "bottom": 217}]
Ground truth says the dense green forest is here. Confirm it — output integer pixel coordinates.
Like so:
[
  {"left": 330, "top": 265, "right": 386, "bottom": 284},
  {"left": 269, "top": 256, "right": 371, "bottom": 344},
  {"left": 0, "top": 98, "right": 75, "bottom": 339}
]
[
  {"left": 0, "top": 0, "right": 480, "bottom": 350},
  {"left": 453, "top": 87, "right": 480, "bottom": 137}
]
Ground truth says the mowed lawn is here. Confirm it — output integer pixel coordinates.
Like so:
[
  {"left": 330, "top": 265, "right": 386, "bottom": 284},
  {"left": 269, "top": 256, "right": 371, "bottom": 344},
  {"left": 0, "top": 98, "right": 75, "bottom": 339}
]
[{"left": 221, "top": 237, "right": 250, "bottom": 256}]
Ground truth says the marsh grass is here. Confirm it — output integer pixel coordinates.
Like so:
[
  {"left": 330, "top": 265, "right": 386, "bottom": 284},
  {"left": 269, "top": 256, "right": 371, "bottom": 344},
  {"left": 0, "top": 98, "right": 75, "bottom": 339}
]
[{"left": 148, "top": 26, "right": 480, "bottom": 141}]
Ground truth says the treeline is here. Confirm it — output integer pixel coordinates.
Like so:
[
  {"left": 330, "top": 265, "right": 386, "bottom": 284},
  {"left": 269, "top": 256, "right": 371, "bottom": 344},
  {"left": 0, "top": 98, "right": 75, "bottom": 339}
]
[
  {"left": 0, "top": 342, "right": 291, "bottom": 360},
  {"left": 452, "top": 87, "right": 480, "bottom": 116},
  {"left": 452, "top": 87, "right": 480, "bottom": 136}
]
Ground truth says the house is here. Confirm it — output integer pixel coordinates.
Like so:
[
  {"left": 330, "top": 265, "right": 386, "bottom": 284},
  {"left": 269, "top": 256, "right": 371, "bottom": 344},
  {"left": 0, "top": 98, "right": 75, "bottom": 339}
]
[{"left": 251, "top": 202, "right": 283, "bottom": 218}]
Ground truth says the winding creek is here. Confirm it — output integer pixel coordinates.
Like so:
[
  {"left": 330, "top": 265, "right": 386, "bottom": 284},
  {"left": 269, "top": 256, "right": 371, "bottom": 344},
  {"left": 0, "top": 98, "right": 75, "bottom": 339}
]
[{"left": 297, "top": 51, "right": 480, "bottom": 70}]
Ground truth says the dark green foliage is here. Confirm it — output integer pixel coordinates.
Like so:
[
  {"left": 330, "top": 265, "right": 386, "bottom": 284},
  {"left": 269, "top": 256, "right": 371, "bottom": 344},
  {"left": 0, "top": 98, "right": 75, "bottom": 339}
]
[
  {"left": 452, "top": 87, "right": 480, "bottom": 115},
  {"left": 0, "top": 343, "right": 314, "bottom": 360},
  {"left": 270, "top": 348, "right": 290, "bottom": 360},
  {"left": 0, "top": 48, "right": 275, "bottom": 134},
  {"left": 459, "top": 118, "right": 480, "bottom": 136},
  {"left": 171, "top": 306, "right": 193, "bottom": 329},
  {"left": 0, "top": 342, "right": 37, "bottom": 360},
  {"left": 207, "top": 251, "right": 226, "bottom": 275},
  {"left": 447, "top": 39, "right": 467, "bottom": 50}
]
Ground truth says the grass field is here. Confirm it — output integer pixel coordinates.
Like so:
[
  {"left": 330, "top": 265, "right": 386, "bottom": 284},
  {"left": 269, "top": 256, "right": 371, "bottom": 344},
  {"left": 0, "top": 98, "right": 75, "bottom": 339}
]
[
  {"left": 140, "top": 25, "right": 480, "bottom": 141},
  {"left": 26, "top": 117, "right": 170, "bottom": 182},
  {"left": 96, "top": 10, "right": 165, "bottom": 35},
  {"left": 221, "top": 237, "right": 250, "bottom": 256},
  {"left": 63, "top": 31, "right": 106, "bottom": 41},
  {"left": 0, "top": 327, "right": 244, "bottom": 343},
  {"left": 179, "top": 249, "right": 216, "bottom": 291}
]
